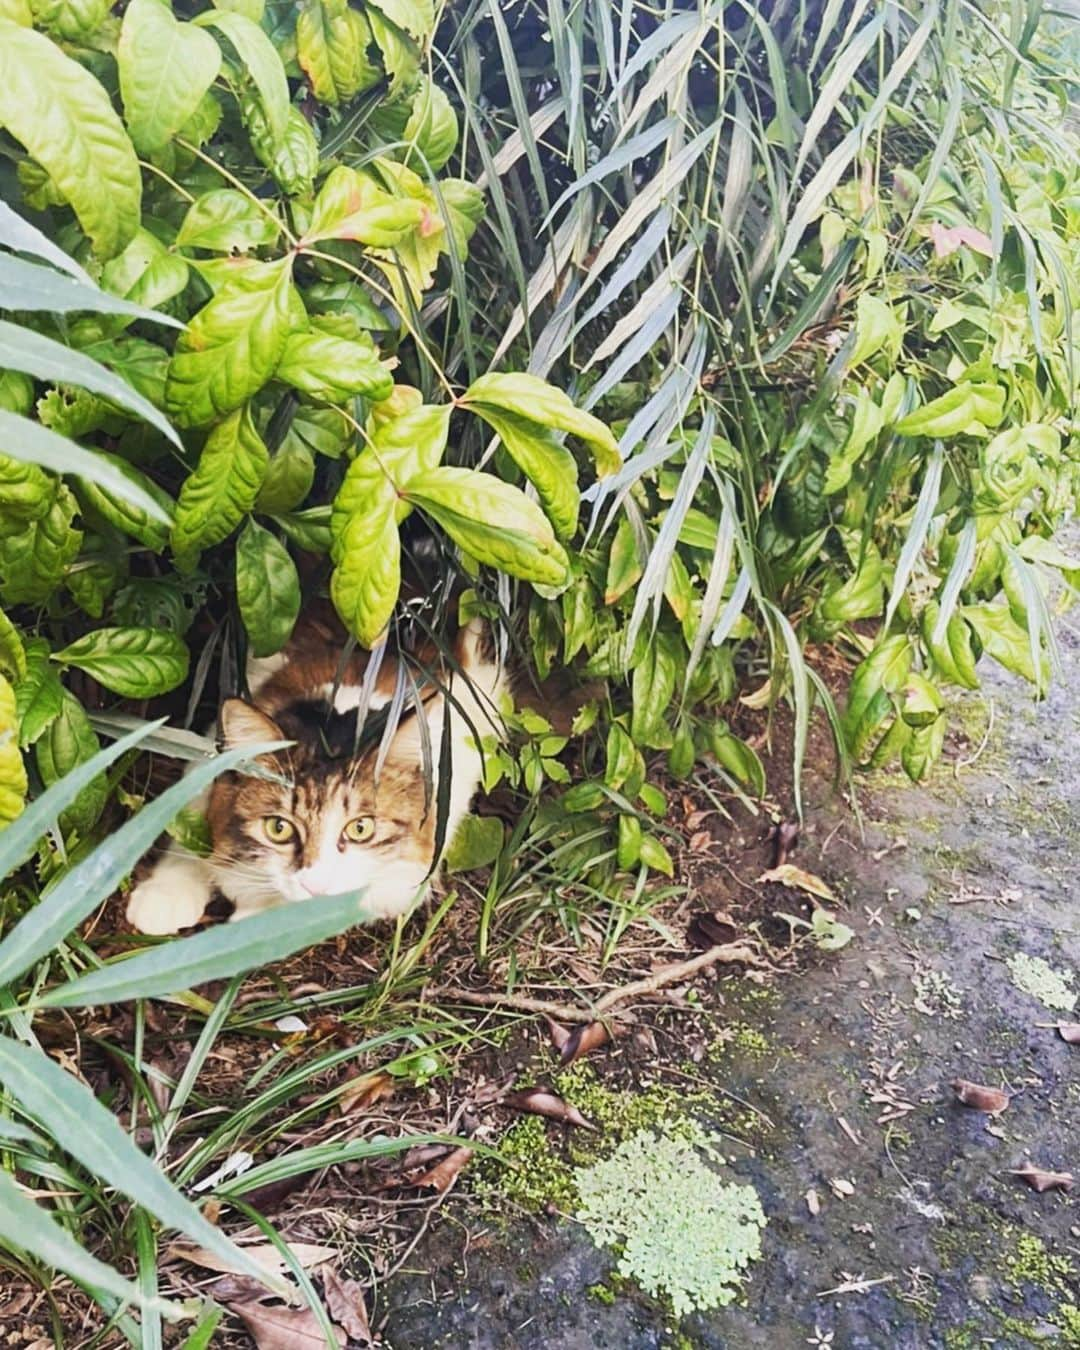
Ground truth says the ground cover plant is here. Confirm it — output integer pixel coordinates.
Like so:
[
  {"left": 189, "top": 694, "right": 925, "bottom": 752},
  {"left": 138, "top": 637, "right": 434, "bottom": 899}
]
[{"left": 0, "top": 0, "right": 1077, "bottom": 1340}]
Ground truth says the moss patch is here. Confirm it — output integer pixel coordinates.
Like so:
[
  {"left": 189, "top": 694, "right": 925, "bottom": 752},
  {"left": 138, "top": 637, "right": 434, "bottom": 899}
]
[
  {"left": 1007, "top": 952, "right": 1077, "bottom": 1012},
  {"left": 575, "top": 1127, "right": 766, "bottom": 1317}
]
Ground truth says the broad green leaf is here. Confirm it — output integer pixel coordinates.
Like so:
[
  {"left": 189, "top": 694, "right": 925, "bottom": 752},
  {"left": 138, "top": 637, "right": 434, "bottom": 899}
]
[
  {"left": 40, "top": 889, "right": 375, "bottom": 1006},
  {"left": 402, "top": 76, "right": 458, "bottom": 171},
  {"left": 28, "top": 0, "right": 108, "bottom": 38},
  {"left": 604, "top": 517, "right": 643, "bottom": 604},
  {"left": 14, "top": 640, "right": 63, "bottom": 748},
  {"left": 0, "top": 22, "right": 141, "bottom": 258},
  {"left": 330, "top": 505, "right": 400, "bottom": 646},
  {"left": 118, "top": 0, "right": 221, "bottom": 154},
  {"left": 36, "top": 690, "right": 106, "bottom": 834},
  {"left": 0, "top": 413, "right": 173, "bottom": 526},
  {"left": 166, "top": 258, "right": 295, "bottom": 428},
  {"left": 461, "top": 372, "right": 619, "bottom": 477},
  {"left": 0, "top": 1039, "right": 284, "bottom": 1297},
  {"left": 631, "top": 633, "right": 677, "bottom": 746},
  {"left": 79, "top": 336, "right": 171, "bottom": 410},
  {"left": 54, "top": 628, "right": 190, "bottom": 698},
  {"left": 0, "top": 486, "right": 82, "bottom": 606},
  {"left": 901, "top": 715, "right": 946, "bottom": 783},
  {"left": 0, "top": 609, "right": 25, "bottom": 683},
  {"left": 0, "top": 1168, "right": 155, "bottom": 1309},
  {"left": 256, "top": 439, "right": 314, "bottom": 513},
  {"left": 0, "top": 254, "right": 182, "bottom": 329},
  {"left": 176, "top": 190, "right": 280, "bottom": 253},
  {"left": 848, "top": 293, "right": 902, "bottom": 366},
  {"left": 465, "top": 405, "right": 579, "bottom": 541},
  {"left": 0, "top": 371, "right": 33, "bottom": 416},
  {"left": 102, "top": 228, "right": 190, "bottom": 323},
  {"left": 0, "top": 322, "right": 180, "bottom": 448},
  {"left": 0, "top": 718, "right": 159, "bottom": 878},
  {"left": 250, "top": 104, "right": 318, "bottom": 196},
  {"left": 445, "top": 814, "right": 503, "bottom": 873},
  {"left": 195, "top": 10, "right": 289, "bottom": 149},
  {"left": 0, "top": 674, "right": 27, "bottom": 828},
  {"left": 963, "top": 603, "right": 1048, "bottom": 691},
  {"left": 172, "top": 405, "right": 269, "bottom": 557},
  {"left": 296, "top": 0, "right": 381, "bottom": 106},
  {"left": 300, "top": 165, "right": 426, "bottom": 247},
  {"left": 236, "top": 519, "right": 300, "bottom": 657},
  {"left": 0, "top": 451, "right": 51, "bottom": 525},
  {"left": 366, "top": 0, "right": 433, "bottom": 40},
  {"left": 895, "top": 386, "right": 977, "bottom": 440},
  {"left": 275, "top": 330, "right": 392, "bottom": 404},
  {"left": 76, "top": 452, "right": 174, "bottom": 551},
  {"left": 404, "top": 467, "right": 570, "bottom": 589},
  {"left": 366, "top": 8, "right": 420, "bottom": 101},
  {"left": 274, "top": 505, "right": 330, "bottom": 553}
]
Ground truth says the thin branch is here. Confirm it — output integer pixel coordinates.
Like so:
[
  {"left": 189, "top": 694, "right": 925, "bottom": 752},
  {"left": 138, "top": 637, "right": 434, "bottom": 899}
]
[{"left": 426, "top": 942, "right": 769, "bottom": 1023}]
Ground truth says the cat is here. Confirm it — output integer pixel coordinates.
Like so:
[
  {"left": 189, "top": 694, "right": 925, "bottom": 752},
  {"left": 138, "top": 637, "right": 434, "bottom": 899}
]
[{"left": 125, "top": 614, "right": 507, "bottom": 935}]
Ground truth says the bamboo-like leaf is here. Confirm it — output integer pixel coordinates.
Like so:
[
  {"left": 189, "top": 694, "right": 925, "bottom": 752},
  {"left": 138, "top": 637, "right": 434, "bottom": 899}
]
[
  {"left": 0, "top": 739, "right": 288, "bottom": 987},
  {"left": 0, "top": 254, "right": 182, "bottom": 327},
  {"left": 882, "top": 443, "right": 943, "bottom": 632},
  {"left": 0, "top": 1039, "right": 286, "bottom": 1294},
  {"left": 932, "top": 518, "right": 977, "bottom": 643},
  {"left": 39, "top": 890, "right": 374, "bottom": 1006}
]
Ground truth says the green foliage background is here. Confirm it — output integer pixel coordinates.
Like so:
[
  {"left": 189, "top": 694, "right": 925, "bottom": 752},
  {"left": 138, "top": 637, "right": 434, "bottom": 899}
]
[{"left": 0, "top": 0, "right": 1077, "bottom": 1327}]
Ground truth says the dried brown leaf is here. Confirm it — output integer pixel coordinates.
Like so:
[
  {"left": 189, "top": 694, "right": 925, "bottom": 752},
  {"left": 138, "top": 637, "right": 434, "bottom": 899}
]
[
  {"left": 559, "top": 1020, "right": 609, "bottom": 1066},
  {"left": 1010, "top": 1164, "right": 1075, "bottom": 1194},
  {"left": 688, "top": 912, "right": 738, "bottom": 951},
  {"left": 758, "top": 864, "right": 837, "bottom": 903},
  {"left": 408, "top": 1145, "right": 474, "bottom": 1193},
  {"left": 772, "top": 820, "right": 800, "bottom": 868},
  {"left": 545, "top": 1016, "right": 571, "bottom": 1055},
  {"left": 339, "top": 1071, "right": 394, "bottom": 1116},
  {"left": 805, "top": 1187, "right": 821, "bottom": 1216},
  {"left": 229, "top": 1301, "right": 344, "bottom": 1350},
  {"left": 1056, "top": 1022, "right": 1080, "bottom": 1045},
  {"left": 168, "top": 1242, "right": 336, "bottom": 1279},
  {"left": 505, "top": 1088, "right": 596, "bottom": 1130},
  {"left": 322, "top": 1268, "right": 372, "bottom": 1345},
  {"left": 688, "top": 830, "right": 713, "bottom": 853},
  {"left": 951, "top": 1079, "right": 1010, "bottom": 1115}
]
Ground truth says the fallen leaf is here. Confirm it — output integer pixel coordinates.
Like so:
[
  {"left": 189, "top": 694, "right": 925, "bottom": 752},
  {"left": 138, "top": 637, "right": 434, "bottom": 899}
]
[
  {"left": 168, "top": 1242, "right": 336, "bottom": 1279},
  {"left": 805, "top": 1187, "right": 821, "bottom": 1216},
  {"left": 339, "top": 1071, "right": 394, "bottom": 1115},
  {"left": 772, "top": 820, "right": 800, "bottom": 868},
  {"left": 408, "top": 1145, "right": 474, "bottom": 1193},
  {"left": 545, "top": 1016, "right": 571, "bottom": 1055},
  {"left": 559, "top": 1021, "right": 609, "bottom": 1066},
  {"left": 951, "top": 1079, "right": 1010, "bottom": 1115},
  {"left": 829, "top": 1177, "right": 856, "bottom": 1198},
  {"left": 505, "top": 1088, "right": 596, "bottom": 1130},
  {"left": 688, "top": 911, "right": 738, "bottom": 950},
  {"left": 930, "top": 220, "right": 994, "bottom": 258},
  {"left": 688, "top": 830, "right": 713, "bottom": 853},
  {"left": 758, "top": 864, "right": 837, "bottom": 904},
  {"left": 229, "top": 1300, "right": 344, "bottom": 1350},
  {"left": 1056, "top": 1022, "right": 1080, "bottom": 1044},
  {"left": 1010, "top": 1165, "right": 1074, "bottom": 1194},
  {"left": 322, "top": 1268, "right": 372, "bottom": 1345}
]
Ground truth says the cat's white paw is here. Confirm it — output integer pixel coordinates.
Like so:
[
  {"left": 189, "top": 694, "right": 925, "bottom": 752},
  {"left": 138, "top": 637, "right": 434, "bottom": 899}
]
[{"left": 126, "top": 870, "right": 212, "bottom": 935}]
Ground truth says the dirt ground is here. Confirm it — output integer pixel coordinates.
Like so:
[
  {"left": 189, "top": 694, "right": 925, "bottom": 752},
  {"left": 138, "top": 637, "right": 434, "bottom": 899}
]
[{"left": 378, "top": 621, "right": 1080, "bottom": 1349}]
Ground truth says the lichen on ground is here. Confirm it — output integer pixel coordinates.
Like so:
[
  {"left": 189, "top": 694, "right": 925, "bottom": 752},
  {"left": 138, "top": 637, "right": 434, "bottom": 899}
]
[
  {"left": 1007, "top": 952, "right": 1077, "bottom": 1012},
  {"left": 574, "top": 1126, "right": 766, "bottom": 1317}
]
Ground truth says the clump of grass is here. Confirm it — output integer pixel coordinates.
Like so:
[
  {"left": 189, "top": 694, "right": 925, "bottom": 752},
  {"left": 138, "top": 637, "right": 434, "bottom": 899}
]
[{"left": 1007, "top": 953, "right": 1076, "bottom": 1012}]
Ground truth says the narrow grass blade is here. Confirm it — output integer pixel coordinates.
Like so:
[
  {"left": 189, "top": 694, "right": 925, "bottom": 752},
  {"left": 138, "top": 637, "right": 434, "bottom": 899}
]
[
  {"left": 0, "top": 1038, "right": 287, "bottom": 1294},
  {"left": 883, "top": 442, "right": 944, "bottom": 632},
  {"left": 0, "top": 1169, "right": 164, "bottom": 1312},
  {"left": 0, "top": 321, "right": 181, "bottom": 448},
  {"left": 933, "top": 517, "right": 976, "bottom": 642},
  {"left": 0, "top": 739, "right": 289, "bottom": 988},
  {"left": 0, "top": 719, "right": 164, "bottom": 883},
  {"left": 0, "top": 199, "right": 94, "bottom": 284},
  {"left": 37, "top": 890, "right": 373, "bottom": 1007},
  {"left": 0, "top": 412, "right": 173, "bottom": 523}
]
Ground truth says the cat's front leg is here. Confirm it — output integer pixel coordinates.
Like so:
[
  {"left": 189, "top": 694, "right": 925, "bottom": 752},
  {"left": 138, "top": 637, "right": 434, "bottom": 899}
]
[{"left": 126, "top": 845, "right": 216, "bottom": 935}]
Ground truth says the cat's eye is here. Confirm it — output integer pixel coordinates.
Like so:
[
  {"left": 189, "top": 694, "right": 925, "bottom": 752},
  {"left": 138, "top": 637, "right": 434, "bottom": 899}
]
[
  {"left": 262, "top": 815, "right": 296, "bottom": 844},
  {"left": 342, "top": 816, "right": 375, "bottom": 844}
]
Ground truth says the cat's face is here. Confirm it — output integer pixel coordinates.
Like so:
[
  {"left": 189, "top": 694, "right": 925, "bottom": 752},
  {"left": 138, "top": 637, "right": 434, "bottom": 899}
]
[{"left": 206, "top": 698, "right": 439, "bottom": 918}]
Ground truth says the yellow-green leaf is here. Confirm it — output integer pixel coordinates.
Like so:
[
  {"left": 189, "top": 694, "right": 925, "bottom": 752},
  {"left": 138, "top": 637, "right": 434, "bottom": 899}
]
[
  {"left": 276, "top": 329, "right": 392, "bottom": 404},
  {"left": 461, "top": 372, "right": 619, "bottom": 477},
  {"left": 464, "top": 405, "right": 579, "bottom": 541},
  {"left": 0, "top": 673, "right": 27, "bottom": 828},
  {"left": 172, "top": 405, "right": 268, "bottom": 558},
  {"left": 118, "top": 0, "right": 222, "bottom": 155},
  {"left": 166, "top": 257, "right": 294, "bottom": 428},
  {"left": 0, "top": 22, "right": 141, "bottom": 258},
  {"left": 54, "top": 628, "right": 189, "bottom": 698}
]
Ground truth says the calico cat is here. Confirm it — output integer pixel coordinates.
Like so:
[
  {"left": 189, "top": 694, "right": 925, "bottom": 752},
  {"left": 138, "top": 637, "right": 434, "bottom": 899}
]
[{"left": 125, "top": 615, "right": 507, "bottom": 935}]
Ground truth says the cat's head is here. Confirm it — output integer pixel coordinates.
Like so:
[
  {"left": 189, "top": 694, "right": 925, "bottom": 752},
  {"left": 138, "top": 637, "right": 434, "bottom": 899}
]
[{"left": 205, "top": 695, "right": 441, "bottom": 918}]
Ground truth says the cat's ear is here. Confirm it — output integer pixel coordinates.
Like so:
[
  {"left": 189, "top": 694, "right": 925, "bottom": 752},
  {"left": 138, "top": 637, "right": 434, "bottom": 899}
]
[{"left": 219, "top": 698, "right": 284, "bottom": 749}]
